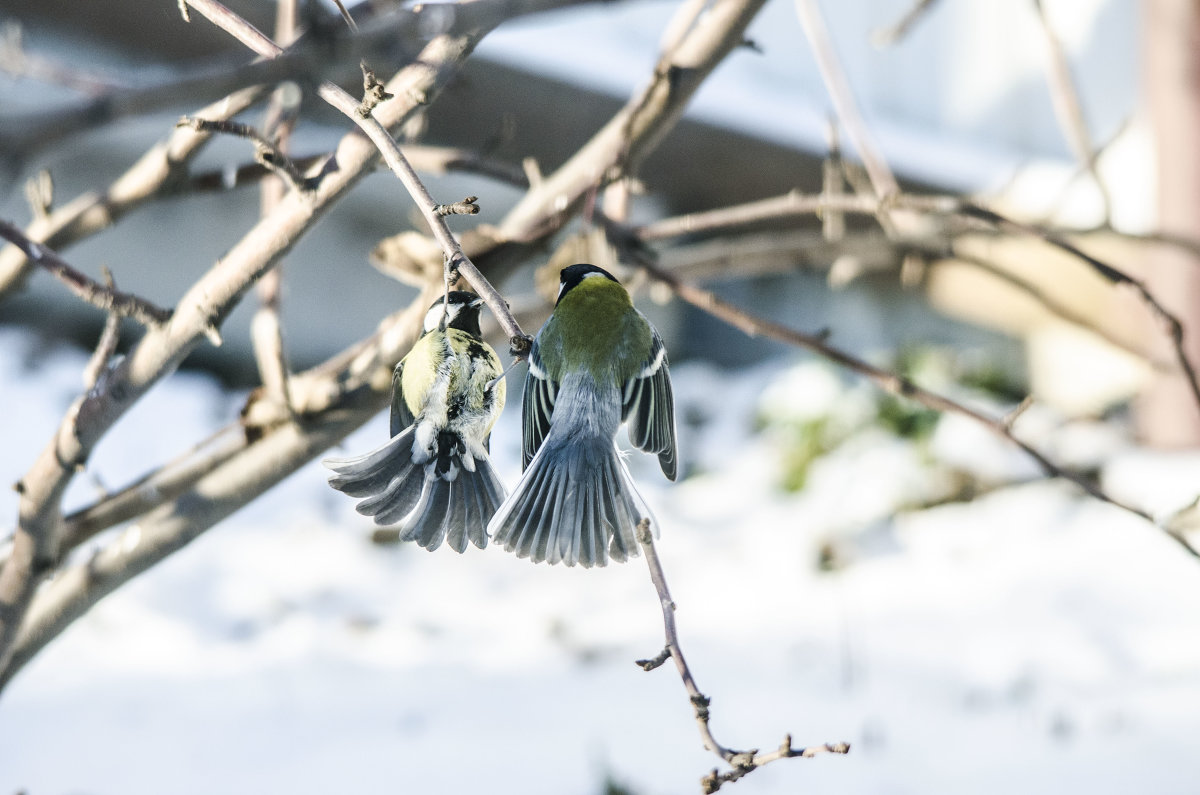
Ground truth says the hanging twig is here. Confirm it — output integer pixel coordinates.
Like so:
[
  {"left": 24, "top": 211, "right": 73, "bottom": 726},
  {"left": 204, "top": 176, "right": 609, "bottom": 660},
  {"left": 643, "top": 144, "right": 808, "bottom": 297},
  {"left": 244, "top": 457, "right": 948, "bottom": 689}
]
[{"left": 636, "top": 520, "right": 850, "bottom": 793}]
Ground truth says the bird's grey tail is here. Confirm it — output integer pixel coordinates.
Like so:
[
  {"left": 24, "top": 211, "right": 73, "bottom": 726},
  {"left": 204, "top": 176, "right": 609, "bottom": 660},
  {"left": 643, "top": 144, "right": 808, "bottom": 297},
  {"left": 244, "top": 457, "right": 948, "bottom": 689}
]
[
  {"left": 487, "top": 437, "right": 656, "bottom": 567},
  {"left": 323, "top": 427, "right": 506, "bottom": 553}
]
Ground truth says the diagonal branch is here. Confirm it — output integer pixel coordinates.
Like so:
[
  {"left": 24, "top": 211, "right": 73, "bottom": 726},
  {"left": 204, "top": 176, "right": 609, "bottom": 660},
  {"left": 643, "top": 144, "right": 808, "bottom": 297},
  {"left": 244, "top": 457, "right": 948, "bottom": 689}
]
[
  {"left": 0, "top": 220, "right": 171, "bottom": 327},
  {"left": 601, "top": 215, "right": 1199, "bottom": 560},
  {"left": 956, "top": 200, "right": 1200, "bottom": 417},
  {"left": 182, "top": 0, "right": 533, "bottom": 354},
  {"left": 870, "top": 0, "right": 940, "bottom": 47}
]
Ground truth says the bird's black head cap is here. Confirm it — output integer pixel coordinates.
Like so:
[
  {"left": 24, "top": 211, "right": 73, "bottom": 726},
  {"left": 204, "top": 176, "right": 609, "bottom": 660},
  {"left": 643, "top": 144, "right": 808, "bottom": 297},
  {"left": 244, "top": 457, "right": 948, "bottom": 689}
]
[
  {"left": 424, "top": 290, "right": 484, "bottom": 336},
  {"left": 556, "top": 263, "right": 618, "bottom": 305}
]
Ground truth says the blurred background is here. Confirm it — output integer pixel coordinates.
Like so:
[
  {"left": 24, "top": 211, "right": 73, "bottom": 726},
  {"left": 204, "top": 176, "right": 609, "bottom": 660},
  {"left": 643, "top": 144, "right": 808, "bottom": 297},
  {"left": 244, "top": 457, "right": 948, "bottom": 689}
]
[{"left": 2, "top": 0, "right": 1200, "bottom": 793}]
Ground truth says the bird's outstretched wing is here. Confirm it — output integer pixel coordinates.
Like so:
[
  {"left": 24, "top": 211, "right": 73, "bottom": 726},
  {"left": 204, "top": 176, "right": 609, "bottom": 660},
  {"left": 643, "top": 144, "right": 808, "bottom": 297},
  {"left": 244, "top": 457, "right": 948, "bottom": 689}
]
[
  {"left": 521, "top": 344, "right": 558, "bottom": 470},
  {"left": 622, "top": 330, "right": 677, "bottom": 480}
]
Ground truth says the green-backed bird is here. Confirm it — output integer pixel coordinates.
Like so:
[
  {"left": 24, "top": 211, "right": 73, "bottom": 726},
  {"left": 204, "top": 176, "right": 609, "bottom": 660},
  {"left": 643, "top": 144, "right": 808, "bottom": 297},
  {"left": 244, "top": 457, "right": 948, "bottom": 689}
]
[
  {"left": 488, "top": 263, "right": 677, "bottom": 567},
  {"left": 324, "top": 291, "right": 507, "bottom": 552}
]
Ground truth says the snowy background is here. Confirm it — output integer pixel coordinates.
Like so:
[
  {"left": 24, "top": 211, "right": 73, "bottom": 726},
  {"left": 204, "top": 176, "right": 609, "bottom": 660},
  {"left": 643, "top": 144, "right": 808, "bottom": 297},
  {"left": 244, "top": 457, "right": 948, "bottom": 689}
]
[{"left": 3, "top": 324, "right": 1200, "bottom": 794}]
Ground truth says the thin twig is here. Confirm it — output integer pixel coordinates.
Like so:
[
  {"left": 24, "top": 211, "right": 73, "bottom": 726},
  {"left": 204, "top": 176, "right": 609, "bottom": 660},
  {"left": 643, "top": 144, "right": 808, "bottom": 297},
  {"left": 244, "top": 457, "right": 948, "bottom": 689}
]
[
  {"left": 636, "top": 520, "right": 849, "bottom": 792},
  {"left": 81, "top": 267, "right": 123, "bottom": 391},
  {"left": 433, "top": 195, "right": 481, "bottom": 216},
  {"left": 357, "top": 62, "right": 395, "bottom": 118},
  {"left": 177, "top": 116, "right": 316, "bottom": 194},
  {"left": 332, "top": 0, "right": 359, "bottom": 31},
  {"left": 795, "top": 0, "right": 898, "bottom": 199},
  {"left": 23, "top": 170, "right": 53, "bottom": 221},
  {"left": 957, "top": 200, "right": 1200, "bottom": 418},
  {"left": 652, "top": 269, "right": 1196, "bottom": 557},
  {"left": 871, "top": 0, "right": 939, "bottom": 47},
  {"left": 1031, "top": 0, "right": 1111, "bottom": 222},
  {"left": 0, "top": 220, "right": 170, "bottom": 327}
]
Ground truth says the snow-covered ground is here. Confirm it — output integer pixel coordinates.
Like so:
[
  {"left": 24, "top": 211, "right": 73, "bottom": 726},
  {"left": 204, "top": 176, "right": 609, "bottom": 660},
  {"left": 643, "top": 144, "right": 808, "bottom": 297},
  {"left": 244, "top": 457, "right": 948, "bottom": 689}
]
[{"left": 2, "top": 325, "right": 1200, "bottom": 794}]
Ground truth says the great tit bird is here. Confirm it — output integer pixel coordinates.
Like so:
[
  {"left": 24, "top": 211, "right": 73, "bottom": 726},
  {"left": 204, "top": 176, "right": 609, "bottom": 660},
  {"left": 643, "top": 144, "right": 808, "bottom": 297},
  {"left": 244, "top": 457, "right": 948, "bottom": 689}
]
[
  {"left": 488, "top": 263, "right": 677, "bottom": 567},
  {"left": 323, "top": 291, "right": 507, "bottom": 553}
]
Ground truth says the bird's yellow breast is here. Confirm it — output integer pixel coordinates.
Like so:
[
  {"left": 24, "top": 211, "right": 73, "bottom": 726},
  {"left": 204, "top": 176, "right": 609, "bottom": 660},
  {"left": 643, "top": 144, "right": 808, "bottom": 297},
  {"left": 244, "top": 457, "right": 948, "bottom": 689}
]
[{"left": 400, "top": 328, "right": 505, "bottom": 428}]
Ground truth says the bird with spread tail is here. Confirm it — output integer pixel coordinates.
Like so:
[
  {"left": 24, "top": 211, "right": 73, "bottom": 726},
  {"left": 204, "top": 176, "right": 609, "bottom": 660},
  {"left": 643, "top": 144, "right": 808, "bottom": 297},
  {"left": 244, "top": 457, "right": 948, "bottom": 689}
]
[
  {"left": 324, "top": 291, "right": 507, "bottom": 553},
  {"left": 488, "top": 263, "right": 677, "bottom": 567}
]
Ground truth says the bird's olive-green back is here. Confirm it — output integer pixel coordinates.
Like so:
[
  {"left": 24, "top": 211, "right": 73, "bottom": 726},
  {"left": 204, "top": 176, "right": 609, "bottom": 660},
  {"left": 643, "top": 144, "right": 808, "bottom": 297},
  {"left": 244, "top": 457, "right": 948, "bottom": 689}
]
[{"left": 540, "top": 275, "right": 651, "bottom": 384}]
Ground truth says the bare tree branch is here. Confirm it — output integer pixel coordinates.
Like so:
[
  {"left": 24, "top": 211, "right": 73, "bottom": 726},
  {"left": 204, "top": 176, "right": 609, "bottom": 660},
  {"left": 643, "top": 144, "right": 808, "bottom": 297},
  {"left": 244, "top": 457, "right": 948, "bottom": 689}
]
[
  {"left": 600, "top": 214, "right": 1199, "bottom": 560},
  {"left": 252, "top": 1, "right": 301, "bottom": 421},
  {"left": 0, "top": 283, "right": 439, "bottom": 690},
  {"left": 957, "top": 201, "right": 1200, "bottom": 418},
  {"left": 634, "top": 190, "right": 1172, "bottom": 368},
  {"left": 0, "top": 0, "right": 538, "bottom": 676},
  {"left": 177, "top": 116, "right": 317, "bottom": 194},
  {"left": 494, "top": 0, "right": 769, "bottom": 248},
  {"left": 636, "top": 189, "right": 1200, "bottom": 407},
  {"left": 181, "top": 144, "right": 529, "bottom": 195},
  {"left": 0, "top": 83, "right": 270, "bottom": 298}
]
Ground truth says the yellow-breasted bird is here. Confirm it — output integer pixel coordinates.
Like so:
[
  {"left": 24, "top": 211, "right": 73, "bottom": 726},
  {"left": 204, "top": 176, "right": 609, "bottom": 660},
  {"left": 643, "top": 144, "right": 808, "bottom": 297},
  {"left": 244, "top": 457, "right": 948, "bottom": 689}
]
[
  {"left": 488, "top": 263, "right": 677, "bottom": 567},
  {"left": 324, "top": 291, "right": 507, "bottom": 552}
]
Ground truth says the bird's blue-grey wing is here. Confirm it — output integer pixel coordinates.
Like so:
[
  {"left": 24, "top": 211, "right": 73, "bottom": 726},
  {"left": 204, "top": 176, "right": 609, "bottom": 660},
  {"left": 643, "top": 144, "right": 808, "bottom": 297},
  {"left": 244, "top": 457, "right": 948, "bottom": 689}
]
[
  {"left": 521, "top": 344, "right": 558, "bottom": 470},
  {"left": 622, "top": 329, "right": 677, "bottom": 480}
]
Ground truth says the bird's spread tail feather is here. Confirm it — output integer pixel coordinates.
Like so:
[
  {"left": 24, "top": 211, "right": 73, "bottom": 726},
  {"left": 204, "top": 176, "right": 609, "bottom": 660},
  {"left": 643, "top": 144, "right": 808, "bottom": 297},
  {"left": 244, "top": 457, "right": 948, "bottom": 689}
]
[
  {"left": 323, "top": 427, "right": 505, "bottom": 553},
  {"left": 488, "top": 436, "right": 655, "bottom": 567}
]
